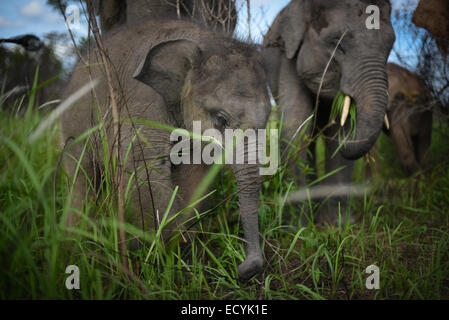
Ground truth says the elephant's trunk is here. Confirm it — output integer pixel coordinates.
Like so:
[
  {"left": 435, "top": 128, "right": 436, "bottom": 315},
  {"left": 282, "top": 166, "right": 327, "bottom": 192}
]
[
  {"left": 230, "top": 140, "right": 263, "bottom": 280},
  {"left": 339, "top": 56, "right": 389, "bottom": 160}
]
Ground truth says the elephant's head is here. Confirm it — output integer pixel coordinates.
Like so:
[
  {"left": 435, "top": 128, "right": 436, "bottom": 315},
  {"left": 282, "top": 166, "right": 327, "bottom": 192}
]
[
  {"left": 133, "top": 36, "right": 271, "bottom": 279},
  {"left": 266, "top": 0, "right": 396, "bottom": 159}
]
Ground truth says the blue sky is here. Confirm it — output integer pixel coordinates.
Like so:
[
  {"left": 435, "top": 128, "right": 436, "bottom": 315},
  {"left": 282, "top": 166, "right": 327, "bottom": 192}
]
[
  {"left": 0, "top": 0, "right": 287, "bottom": 41},
  {"left": 0, "top": 0, "right": 87, "bottom": 39},
  {"left": 0, "top": 0, "right": 418, "bottom": 65}
]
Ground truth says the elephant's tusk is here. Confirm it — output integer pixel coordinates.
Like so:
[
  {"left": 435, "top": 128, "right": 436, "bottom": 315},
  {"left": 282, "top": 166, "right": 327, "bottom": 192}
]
[
  {"left": 340, "top": 95, "right": 351, "bottom": 127},
  {"left": 384, "top": 114, "right": 390, "bottom": 130}
]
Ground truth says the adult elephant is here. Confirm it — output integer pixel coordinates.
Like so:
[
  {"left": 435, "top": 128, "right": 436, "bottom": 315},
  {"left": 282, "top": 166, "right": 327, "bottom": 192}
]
[
  {"left": 385, "top": 63, "right": 432, "bottom": 175},
  {"left": 262, "top": 0, "right": 395, "bottom": 224},
  {"left": 413, "top": 0, "right": 449, "bottom": 57},
  {"left": 93, "top": 0, "right": 237, "bottom": 35}
]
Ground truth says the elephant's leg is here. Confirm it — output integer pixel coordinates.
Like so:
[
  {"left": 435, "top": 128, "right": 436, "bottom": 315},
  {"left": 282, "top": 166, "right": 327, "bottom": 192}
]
[
  {"left": 171, "top": 163, "right": 211, "bottom": 207},
  {"left": 317, "top": 124, "right": 355, "bottom": 225},
  {"left": 273, "top": 56, "right": 315, "bottom": 225},
  {"left": 391, "top": 122, "right": 420, "bottom": 174},
  {"left": 277, "top": 55, "right": 314, "bottom": 181},
  {"left": 416, "top": 111, "right": 432, "bottom": 168},
  {"left": 125, "top": 163, "right": 184, "bottom": 248},
  {"left": 171, "top": 163, "right": 212, "bottom": 241},
  {"left": 307, "top": 138, "right": 318, "bottom": 182},
  {"left": 63, "top": 142, "right": 97, "bottom": 228},
  {"left": 124, "top": 130, "right": 192, "bottom": 250}
]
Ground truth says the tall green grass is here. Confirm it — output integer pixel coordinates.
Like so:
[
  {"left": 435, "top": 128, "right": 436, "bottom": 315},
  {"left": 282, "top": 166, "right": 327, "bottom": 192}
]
[{"left": 1, "top": 85, "right": 448, "bottom": 299}]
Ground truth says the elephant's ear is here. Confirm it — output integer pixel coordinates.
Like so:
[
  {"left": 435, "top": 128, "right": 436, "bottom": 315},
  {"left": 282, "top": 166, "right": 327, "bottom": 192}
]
[
  {"left": 133, "top": 39, "right": 201, "bottom": 105},
  {"left": 264, "top": 0, "right": 306, "bottom": 60}
]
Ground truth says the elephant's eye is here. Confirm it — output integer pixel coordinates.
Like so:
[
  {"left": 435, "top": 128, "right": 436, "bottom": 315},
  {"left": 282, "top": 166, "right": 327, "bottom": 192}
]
[
  {"left": 216, "top": 115, "right": 228, "bottom": 128},
  {"left": 328, "top": 34, "right": 346, "bottom": 54},
  {"left": 212, "top": 111, "right": 229, "bottom": 130},
  {"left": 330, "top": 39, "right": 345, "bottom": 54}
]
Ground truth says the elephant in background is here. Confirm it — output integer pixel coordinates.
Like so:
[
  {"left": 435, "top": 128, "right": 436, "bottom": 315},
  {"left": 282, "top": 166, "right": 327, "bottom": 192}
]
[
  {"left": 61, "top": 18, "right": 271, "bottom": 280},
  {"left": 93, "top": 0, "right": 237, "bottom": 35},
  {"left": 262, "top": 0, "right": 395, "bottom": 224},
  {"left": 412, "top": 0, "right": 449, "bottom": 57},
  {"left": 385, "top": 63, "right": 432, "bottom": 175}
]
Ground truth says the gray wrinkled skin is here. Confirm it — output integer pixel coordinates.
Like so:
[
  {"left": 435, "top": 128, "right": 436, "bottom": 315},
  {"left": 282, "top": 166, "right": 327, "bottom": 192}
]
[
  {"left": 262, "top": 0, "right": 395, "bottom": 225},
  {"left": 385, "top": 63, "right": 432, "bottom": 175},
  {"left": 61, "top": 19, "right": 270, "bottom": 280}
]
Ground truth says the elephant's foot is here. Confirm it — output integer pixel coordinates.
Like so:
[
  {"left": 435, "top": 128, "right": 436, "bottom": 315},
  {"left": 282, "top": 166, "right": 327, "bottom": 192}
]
[{"left": 238, "top": 254, "right": 263, "bottom": 281}]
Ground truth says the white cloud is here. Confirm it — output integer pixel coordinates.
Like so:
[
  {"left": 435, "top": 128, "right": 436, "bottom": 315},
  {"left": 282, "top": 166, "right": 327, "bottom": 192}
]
[
  {"left": 0, "top": 16, "right": 24, "bottom": 28},
  {"left": 52, "top": 40, "right": 71, "bottom": 58},
  {"left": 20, "top": 1, "right": 45, "bottom": 18},
  {"left": 44, "top": 11, "right": 63, "bottom": 24},
  {"left": 19, "top": 0, "right": 64, "bottom": 26}
]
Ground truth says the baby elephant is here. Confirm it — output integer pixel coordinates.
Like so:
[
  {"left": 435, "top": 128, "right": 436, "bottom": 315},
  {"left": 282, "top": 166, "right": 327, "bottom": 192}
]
[
  {"left": 385, "top": 63, "right": 433, "bottom": 175},
  {"left": 61, "top": 19, "right": 271, "bottom": 280}
]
